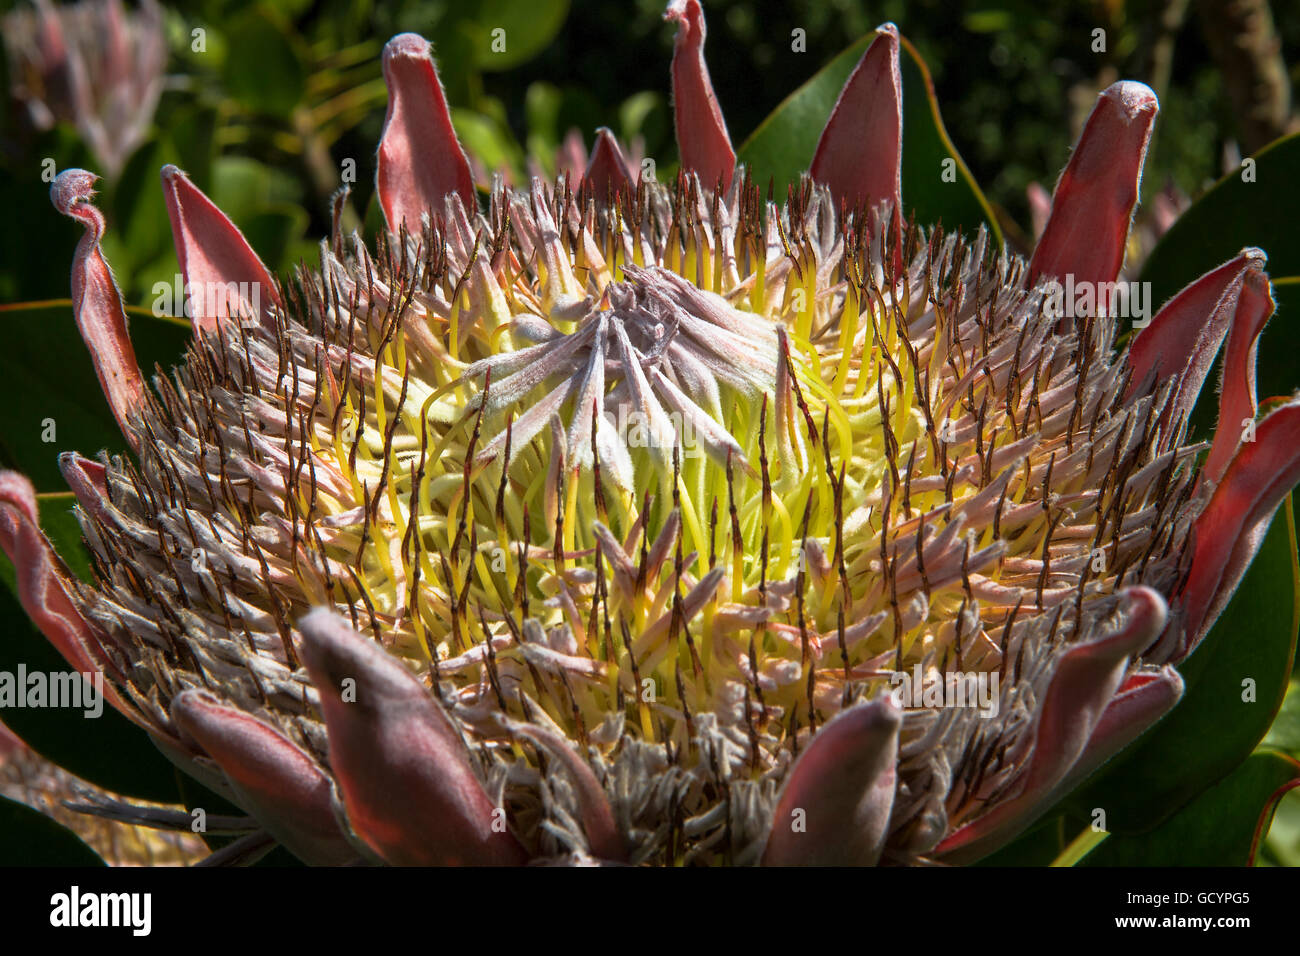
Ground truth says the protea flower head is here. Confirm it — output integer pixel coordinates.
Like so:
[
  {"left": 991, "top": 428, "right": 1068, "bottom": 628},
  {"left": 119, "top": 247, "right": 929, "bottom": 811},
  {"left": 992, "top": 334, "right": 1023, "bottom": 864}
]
[
  {"left": 5, "top": 0, "right": 1299, "bottom": 866},
  {"left": 3, "top": 0, "right": 166, "bottom": 179}
]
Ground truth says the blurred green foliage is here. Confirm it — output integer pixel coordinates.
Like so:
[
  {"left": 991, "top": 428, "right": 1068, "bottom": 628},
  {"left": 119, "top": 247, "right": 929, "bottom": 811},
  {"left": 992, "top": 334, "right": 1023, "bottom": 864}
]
[{"left": 3, "top": 0, "right": 1297, "bottom": 301}]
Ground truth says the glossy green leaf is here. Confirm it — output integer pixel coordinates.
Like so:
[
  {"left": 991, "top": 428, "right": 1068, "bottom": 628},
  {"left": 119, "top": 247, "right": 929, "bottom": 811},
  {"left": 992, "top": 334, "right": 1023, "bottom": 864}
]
[
  {"left": 974, "top": 812, "right": 1070, "bottom": 866},
  {"left": 470, "top": 0, "right": 570, "bottom": 72},
  {"left": 896, "top": 36, "right": 1001, "bottom": 246},
  {"left": 0, "top": 302, "right": 190, "bottom": 491},
  {"left": 737, "top": 34, "right": 868, "bottom": 190},
  {"left": 1080, "top": 751, "right": 1300, "bottom": 866},
  {"left": 1262, "top": 679, "right": 1300, "bottom": 752},
  {"left": 1260, "top": 786, "right": 1300, "bottom": 866},
  {"left": 0, "top": 497, "right": 187, "bottom": 804},
  {"left": 1063, "top": 502, "right": 1300, "bottom": 833},
  {"left": 736, "top": 32, "right": 1000, "bottom": 246},
  {"left": 1139, "top": 135, "right": 1300, "bottom": 442},
  {"left": 1140, "top": 133, "right": 1300, "bottom": 308},
  {"left": 0, "top": 795, "right": 105, "bottom": 866}
]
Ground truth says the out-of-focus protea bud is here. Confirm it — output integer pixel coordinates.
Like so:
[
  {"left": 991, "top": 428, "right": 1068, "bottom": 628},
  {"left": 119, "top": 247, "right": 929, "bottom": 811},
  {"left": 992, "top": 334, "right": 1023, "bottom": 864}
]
[{"left": 3, "top": 0, "right": 166, "bottom": 178}]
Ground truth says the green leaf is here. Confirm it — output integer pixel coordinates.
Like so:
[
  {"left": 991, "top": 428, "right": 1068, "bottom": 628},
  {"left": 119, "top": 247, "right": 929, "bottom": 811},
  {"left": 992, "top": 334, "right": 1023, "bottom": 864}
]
[
  {"left": 525, "top": 82, "right": 565, "bottom": 167},
  {"left": 0, "top": 796, "right": 105, "bottom": 866},
  {"left": 1140, "top": 133, "right": 1300, "bottom": 307},
  {"left": 207, "top": 157, "right": 309, "bottom": 275},
  {"left": 168, "top": 105, "right": 219, "bottom": 192},
  {"left": 896, "top": 36, "right": 1001, "bottom": 247},
  {"left": 0, "top": 498, "right": 187, "bottom": 804},
  {"left": 0, "top": 302, "right": 189, "bottom": 492},
  {"left": 736, "top": 32, "right": 1000, "bottom": 246},
  {"left": 28, "top": 494, "right": 94, "bottom": 583},
  {"left": 1262, "top": 679, "right": 1300, "bottom": 752},
  {"left": 1080, "top": 751, "right": 1300, "bottom": 866},
  {"left": 974, "top": 813, "right": 1069, "bottom": 866},
  {"left": 208, "top": 156, "right": 306, "bottom": 224},
  {"left": 0, "top": 127, "right": 92, "bottom": 304},
  {"left": 619, "top": 92, "right": 668, "bottom": 152},
  {"left": 1139, "top": 134, "right": 1300, "bottom": 441},
  {"left": 470, "top": 0, "right": 570, "bottom": 72},
  {"left": 1105, "top": 136, "right": 1300, "bottom": 849},
  {"left": 1260, "top": 785, "right": 1300, "bottom": 866},
  {"left": 111, "top": 138, "right": 180, "bottom": 284},
  {"left": 1064, "top": 501, "right": 1300, "bottom": 833},
  {"left": 221, "top": 7, "right": 308, "bottom": 116},
  {"left": 452, "top": 109, "right": 525, "bottom": 184}
]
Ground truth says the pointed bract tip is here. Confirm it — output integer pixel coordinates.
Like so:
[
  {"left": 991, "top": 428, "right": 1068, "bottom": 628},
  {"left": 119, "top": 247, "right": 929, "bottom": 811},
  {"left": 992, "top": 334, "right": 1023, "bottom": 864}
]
[
  {"left": 664, "top": 0, "right": 735, "bottom": 191},
  {"left": 1126, "top": 245, "right": 1273, "bottom": 415},
  {"left": 849, "top": 688, "right": 902, "bottom": 730},
  {"left": 170, "top": 688, "right": 358, "bottom": 866},
  {"left": 51, "top": 168, "right": 108, "bottom": 239},
  {"left": 762, "top": 693, "right": 901, "bottom": 866},
  {"left": 1240, "top": 246, "right": 1267, "bottom": 268},
  {"left": 1201, "top": 260, "right": 1277, "bottom": 485},
  {"left": 376, "top": 29, "right": 476, "bottom": 225},
  {"left": 583, "top": 128, "right": 634, "bottom": 195},
  {"left": 1100, "top": 80, "right": 1159, "bottom": 121},
  {"left": 296, "top": 607, "right": 526, "bottom": 866},
  {"left": 57, "top": 452, "right": 109, "bottom": 520},
  {"left": 50, "top": 168, "right": 99, "bottom": 216},
  {"left": 160, "top": 161, "right": 279, "bottom": 331},
  {"left": 159, "top": 164, "right": 200, "bottom": 196},
  {"left": 383, "top": 32, "right": 432, "bottom": 63},
  {"left": 0, "top": 468, "right": 139, "bottom": 716},
  {"left": 297, "top": 606, "right": 409, "bottom": 698},
  {"left": 1168, "top": 397, "right": 1300, "bottom": 660},
  {"left": 50, "top": 165, "right": 144, "bottom": 445},
  {"left": 809, "top": 21, "right": 902, "bottom": 216},
  {"left": 664, "top": 0, "right": 701, "bottom": 31},
  {"left": 1115, "top": 585, "right": 1168, "bottom": 654},
  {"left": 1027, "top": 77, "right": 1160, "bottom": 290},
  {"left": 0, "top": 470, "right": 39, "bottom": 524}
]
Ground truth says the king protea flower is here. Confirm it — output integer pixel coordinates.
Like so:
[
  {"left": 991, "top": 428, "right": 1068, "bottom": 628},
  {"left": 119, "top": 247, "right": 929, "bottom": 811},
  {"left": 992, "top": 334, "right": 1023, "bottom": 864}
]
[{"left": 3, "top": 0, "right": 1298, "bottom": 866}]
